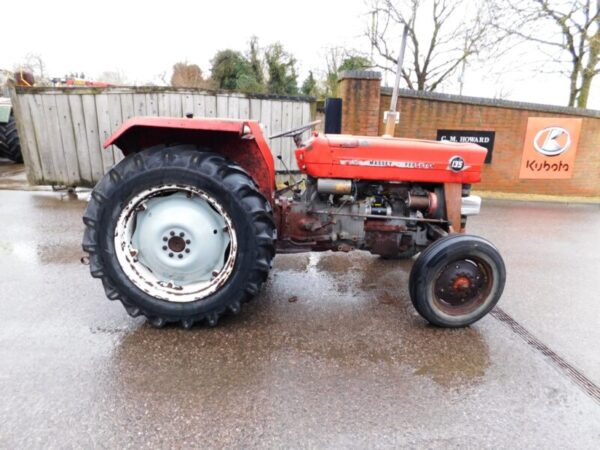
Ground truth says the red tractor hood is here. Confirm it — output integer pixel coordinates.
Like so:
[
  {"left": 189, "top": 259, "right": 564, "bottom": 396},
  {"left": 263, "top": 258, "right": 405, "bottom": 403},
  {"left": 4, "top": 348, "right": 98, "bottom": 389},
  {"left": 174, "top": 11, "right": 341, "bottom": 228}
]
[{"left": 296, "top": 134, "right": 487, "bottom": 184}]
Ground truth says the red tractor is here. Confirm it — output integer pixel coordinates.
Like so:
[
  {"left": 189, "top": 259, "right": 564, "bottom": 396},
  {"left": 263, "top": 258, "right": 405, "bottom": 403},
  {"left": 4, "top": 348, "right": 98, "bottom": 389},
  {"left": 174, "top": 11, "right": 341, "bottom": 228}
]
[{"left": 82, "top": 117, "right": 505, "bottom": 328}]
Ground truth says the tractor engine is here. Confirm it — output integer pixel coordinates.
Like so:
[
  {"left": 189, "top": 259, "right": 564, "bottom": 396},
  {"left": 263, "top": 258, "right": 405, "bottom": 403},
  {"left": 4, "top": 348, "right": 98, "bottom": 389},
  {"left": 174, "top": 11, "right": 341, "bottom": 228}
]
[{"left": 275, "top": 178, "right": 446, "bottom": 257}]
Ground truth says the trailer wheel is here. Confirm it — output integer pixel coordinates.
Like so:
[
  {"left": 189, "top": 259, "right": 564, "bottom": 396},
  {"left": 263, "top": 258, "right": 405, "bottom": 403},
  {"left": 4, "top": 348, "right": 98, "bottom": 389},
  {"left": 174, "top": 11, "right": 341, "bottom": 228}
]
[
  {"left": 0, "top": 115, "right": 23, "bottom": 163},
  {"left": 409, "top": 234, "right": 505, "bottom": 327},
  {"left": 82, "top": 146, "right": 275, "bottom": 328}
]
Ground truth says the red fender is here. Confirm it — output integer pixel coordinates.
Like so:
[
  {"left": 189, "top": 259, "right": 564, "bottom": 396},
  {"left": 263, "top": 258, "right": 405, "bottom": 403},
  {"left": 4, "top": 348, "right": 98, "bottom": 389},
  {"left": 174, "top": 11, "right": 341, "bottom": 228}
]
[{"left": 104, "top": 117, "right": 276, "bottom": 201}]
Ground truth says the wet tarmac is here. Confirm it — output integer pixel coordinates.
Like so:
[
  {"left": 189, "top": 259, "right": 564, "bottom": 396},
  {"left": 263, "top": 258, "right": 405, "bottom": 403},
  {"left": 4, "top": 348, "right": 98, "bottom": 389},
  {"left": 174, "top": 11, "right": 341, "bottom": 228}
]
[
  {"left": 0, "top": 160, "right": 28, "bottom": 189},
  {"left": 0, "top": 188, "right": 599, "bottom": 448}
]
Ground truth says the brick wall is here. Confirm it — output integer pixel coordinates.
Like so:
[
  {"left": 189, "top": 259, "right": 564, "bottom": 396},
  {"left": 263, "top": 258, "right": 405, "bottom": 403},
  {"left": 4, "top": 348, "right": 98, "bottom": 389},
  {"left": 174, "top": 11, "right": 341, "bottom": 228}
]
[
  {"left": 338, "top": 71, "right": 382, "bottom": 136},
  {"left": 338, "top": 71, "right": 600, "bottom": 197}
]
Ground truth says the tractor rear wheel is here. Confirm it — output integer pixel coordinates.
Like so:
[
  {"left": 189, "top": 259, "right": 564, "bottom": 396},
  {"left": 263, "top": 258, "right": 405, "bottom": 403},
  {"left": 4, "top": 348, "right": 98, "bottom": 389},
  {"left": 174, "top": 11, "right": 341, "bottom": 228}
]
[
  {"left": 409, "top": 234, "right": 505, "bottom": 327},
  {"left": 0, "top": 115, "right": 23, "bottom": 163},
  {"left": 82, "top": 146, "right": 275, "bottom": 328}
]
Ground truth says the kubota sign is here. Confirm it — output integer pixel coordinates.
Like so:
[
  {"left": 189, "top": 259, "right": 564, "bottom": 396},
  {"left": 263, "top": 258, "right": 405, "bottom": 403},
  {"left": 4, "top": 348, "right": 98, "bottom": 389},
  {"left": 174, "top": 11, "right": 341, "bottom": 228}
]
[{"left": 519, "top": 117, "right": 582, "bottom": 179}]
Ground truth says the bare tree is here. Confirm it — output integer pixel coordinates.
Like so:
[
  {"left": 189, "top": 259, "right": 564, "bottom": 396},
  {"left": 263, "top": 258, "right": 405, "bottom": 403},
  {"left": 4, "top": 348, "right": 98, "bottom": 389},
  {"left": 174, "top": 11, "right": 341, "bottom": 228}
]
[
  {"left": 156, "top": 71, "right": 168, "bottom": 86},
  {"left": 321, "top": 47, "right": 372, "bottom": 97},
  {"left": 171, "top": 62, "right": 205, "bottom": 88},
  {"left": 24, "top": 53, "right": 47, "bottom": 80},
  {"left": 497, "top": 0, "right": 599, "bottom": 108},
  {"left": 13, "top": 53, "right": 50, "bottom": 85},
  {"left": 324, "top": 47, "right": 346, "bottom": 97},
  {"left": 366, "top": 0, "right": 498, "bottom": 91}
]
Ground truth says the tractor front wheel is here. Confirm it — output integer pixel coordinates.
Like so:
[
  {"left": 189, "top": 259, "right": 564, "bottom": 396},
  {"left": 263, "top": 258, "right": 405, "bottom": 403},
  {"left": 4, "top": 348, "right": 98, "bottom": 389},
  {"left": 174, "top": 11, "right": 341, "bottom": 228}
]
[
  {"left": 82, "top": 146, "right": 275, "bottom": 328},
  {"left": 409, "top": 234, "right": 506, "bottom": 327}
]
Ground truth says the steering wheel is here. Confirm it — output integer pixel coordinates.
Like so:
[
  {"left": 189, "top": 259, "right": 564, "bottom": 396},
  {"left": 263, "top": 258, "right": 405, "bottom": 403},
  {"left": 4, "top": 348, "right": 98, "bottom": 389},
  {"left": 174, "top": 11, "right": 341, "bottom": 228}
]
[{"left": 268, "top": 120, "right": 321, "bottom": 143}]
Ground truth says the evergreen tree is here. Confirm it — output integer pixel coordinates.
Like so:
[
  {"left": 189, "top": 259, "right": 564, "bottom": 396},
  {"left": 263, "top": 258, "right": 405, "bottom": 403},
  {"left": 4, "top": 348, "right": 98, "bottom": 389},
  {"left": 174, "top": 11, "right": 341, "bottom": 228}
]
[
  {"left": 301, "top": 71, "right": 319, "bottom": 97},
  {"left": 265, "top": 43, "right": 299, "bottom": 95}
]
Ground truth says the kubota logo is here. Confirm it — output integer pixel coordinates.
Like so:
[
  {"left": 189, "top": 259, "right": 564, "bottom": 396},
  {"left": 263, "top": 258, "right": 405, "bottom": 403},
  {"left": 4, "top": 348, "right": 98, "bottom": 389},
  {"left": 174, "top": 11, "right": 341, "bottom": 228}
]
[{"left": 533, "top": 127, "right": 571, "bottom": 157}]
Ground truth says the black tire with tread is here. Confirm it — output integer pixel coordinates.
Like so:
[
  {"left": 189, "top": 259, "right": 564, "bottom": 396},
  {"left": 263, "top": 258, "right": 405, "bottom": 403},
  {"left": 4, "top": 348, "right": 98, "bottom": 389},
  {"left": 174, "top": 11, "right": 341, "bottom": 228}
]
[
  {"left": 0, "top": 115, "right": 23, "bottom": 163},
  {"left": 409, "top": 234, "right": 505, "bottom": 328},
  {"left": 82, "top": 146, "right": 275, "bottom": 328}
]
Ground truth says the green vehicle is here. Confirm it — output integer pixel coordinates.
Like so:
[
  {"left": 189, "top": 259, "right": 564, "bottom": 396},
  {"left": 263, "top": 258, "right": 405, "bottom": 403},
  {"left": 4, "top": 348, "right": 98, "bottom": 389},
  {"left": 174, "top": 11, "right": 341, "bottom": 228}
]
[
  {"left": 0, "top": 71, "right": 23, "bottom": 163},
  {"left": 0, "top": 98, "right": 22, "bottom": 163}
]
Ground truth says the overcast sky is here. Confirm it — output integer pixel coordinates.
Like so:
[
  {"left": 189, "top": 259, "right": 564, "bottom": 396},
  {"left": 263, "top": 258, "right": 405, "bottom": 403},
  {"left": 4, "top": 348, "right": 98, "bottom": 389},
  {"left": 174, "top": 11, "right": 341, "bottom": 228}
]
[{"left": 2, "top": 0, "right": 598, "bottom": 109}]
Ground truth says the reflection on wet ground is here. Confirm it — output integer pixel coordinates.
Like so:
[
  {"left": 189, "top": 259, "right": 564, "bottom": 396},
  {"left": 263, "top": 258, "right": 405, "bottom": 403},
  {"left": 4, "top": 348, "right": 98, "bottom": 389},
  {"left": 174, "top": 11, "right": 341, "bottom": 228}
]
[
  {"left": 0, "top": 190, "right": 599, "bottom": 448},
  {"left": 271, "top": 252, "right": 489, "bottom": 386},
  {"left": 0, "top": 161, "right": 29, "bottom": 189}
]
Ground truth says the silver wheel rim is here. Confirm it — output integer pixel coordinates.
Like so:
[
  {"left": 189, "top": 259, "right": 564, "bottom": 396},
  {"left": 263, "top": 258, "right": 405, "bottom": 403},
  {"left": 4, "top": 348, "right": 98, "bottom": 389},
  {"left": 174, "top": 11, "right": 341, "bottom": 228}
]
[{"left": 114, "top": 184, "right": 238, "bottom": 303}]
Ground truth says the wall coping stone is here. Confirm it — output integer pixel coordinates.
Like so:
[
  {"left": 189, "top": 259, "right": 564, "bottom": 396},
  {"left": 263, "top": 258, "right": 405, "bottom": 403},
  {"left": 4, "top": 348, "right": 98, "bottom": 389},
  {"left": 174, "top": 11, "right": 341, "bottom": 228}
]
[
  {"left": 338, "top": 71, "right": 382, "bottom": 81},
  {"left": 381, "top": 86, "right": 600, "bottom": 119}
]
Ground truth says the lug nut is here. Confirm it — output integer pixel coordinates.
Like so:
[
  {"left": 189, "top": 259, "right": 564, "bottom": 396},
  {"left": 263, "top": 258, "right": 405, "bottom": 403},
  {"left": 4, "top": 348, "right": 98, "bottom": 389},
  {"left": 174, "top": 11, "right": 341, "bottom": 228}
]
[
  {"left": 168, "top": 253, "right": 173, "bottom": 258},
  {"left": 185, "top": 239, "right": 191, "bottom": 244},
  {"left": 162, "top": 246, "right": 167, "bottom": 251},
  {"left": 170, "top": 231, "right": 175, "bottom": 236},
  {"left": 178, "top": 254, "right": 183, "bottom": 259},
  {"left": 213, "top": 229, "right": 218, "bottom": 234},
  {"left": 185, "top": 249, "right": 190, "bottom": 253},
  {"left": 179, "top": 232, "right": 185, "bottom": 237},
  {"left": 163, "top": 236, "right": 168, "bottom": 242}
]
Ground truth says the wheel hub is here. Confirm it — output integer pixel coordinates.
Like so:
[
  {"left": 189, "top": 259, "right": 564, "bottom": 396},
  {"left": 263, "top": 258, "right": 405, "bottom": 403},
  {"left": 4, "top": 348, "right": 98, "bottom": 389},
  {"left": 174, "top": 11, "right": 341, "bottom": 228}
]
[
  {"left": 452, "top": 276, "right": 471, "bottom": 293},
  {"left": 167, "top": 234, "right": 187, "bottom": 253},
  {"left": 434, "top": 260, "right": 488, "bottom": 310},
  {"left": 114, "top": 186, "right": 237, "bottom": 303}
]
